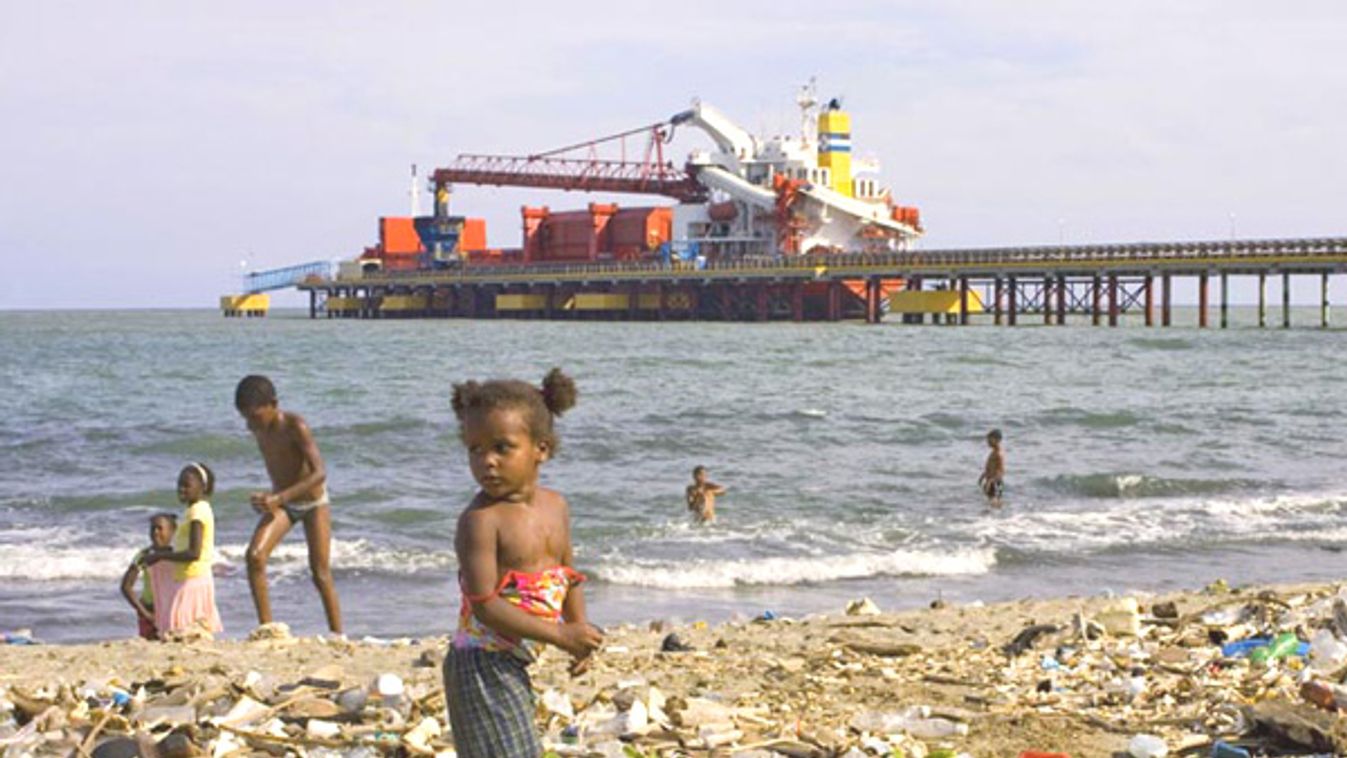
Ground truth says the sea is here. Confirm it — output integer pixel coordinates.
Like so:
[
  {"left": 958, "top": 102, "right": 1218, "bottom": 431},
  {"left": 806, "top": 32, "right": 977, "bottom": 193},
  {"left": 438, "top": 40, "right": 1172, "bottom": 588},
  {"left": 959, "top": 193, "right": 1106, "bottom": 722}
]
[{"left": 1, "top": 308, "right": 1343, "bottom": 642}]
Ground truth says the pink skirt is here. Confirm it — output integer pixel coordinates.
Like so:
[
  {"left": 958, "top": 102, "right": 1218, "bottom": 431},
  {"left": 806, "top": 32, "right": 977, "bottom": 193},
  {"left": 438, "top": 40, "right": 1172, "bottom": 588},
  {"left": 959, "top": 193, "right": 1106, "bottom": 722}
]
[
  {"left": 148, "top": 563, "right": 181, "bottom": 636},
  {"left": 165, "top": 575, "right": 223, "bottom": 634}
]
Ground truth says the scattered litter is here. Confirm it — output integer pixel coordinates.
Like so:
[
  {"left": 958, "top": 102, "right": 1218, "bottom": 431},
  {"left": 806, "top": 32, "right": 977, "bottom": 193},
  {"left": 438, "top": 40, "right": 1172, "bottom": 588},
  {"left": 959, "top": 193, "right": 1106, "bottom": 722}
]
[
  {"left": 845, "top": 598, "right": 881, "bottom": 616},
  {"left": 660, "top": 633, "right": 693, "bottom": 652},
  {"left": 246, "top": 621, "right": 292, "bottom": 642}
]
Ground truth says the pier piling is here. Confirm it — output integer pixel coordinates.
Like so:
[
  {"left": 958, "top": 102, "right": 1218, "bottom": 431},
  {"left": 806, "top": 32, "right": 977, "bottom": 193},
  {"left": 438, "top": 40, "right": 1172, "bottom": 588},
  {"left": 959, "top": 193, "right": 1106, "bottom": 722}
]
[
  {"left": 1283, "top": 272, "right": 1292, "bottom": 329},
  {"left": 1056, "top": 275, "right": 1067, "bottom": 325},
  {"left": 1161, "top": 274, "right": 1172, "bottom": 327},
  {"left": 1107, "top": 274, "right": 1119, "bottom": 327},
  {"left": 1220, "top": 273, "right": 1229, "bottom": 329},
  {"left": 1258, "top": 272, "right": 1268, "bottom": 327},
  {"left": 1144, "top": 275, "right": 1154, "bottom": 327},
  {"left": 1323, "top": 273, "right": 1331, "bottom": 329},
  {"left": 1091, "top": 276, "right": 1102, "bottom": 326},
  {"left": 1197, "top": 273, "right": 1209, "bottom": 328}
]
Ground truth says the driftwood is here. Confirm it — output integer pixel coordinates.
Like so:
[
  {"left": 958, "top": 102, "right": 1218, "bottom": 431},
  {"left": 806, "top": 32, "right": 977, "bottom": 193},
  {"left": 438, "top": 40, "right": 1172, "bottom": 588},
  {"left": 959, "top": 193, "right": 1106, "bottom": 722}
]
[{"left": 1244, "top": 701, "right": 1347, "bottom": 752}]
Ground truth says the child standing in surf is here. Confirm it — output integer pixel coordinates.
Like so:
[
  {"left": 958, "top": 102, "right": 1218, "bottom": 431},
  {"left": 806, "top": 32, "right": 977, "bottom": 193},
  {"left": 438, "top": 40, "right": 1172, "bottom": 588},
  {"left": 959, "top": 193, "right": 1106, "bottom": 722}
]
[
  {"left": 446, "top": 368, "right": 602, "bottom": 758},
  {"left": 236, "top": 375, "right": 343, "bottom": 635},
  {"left": 686, "top": 465, "right": 727, "bottom": 524},
  {"left": 979, "top": 429, "right": 1005, "bottom": 508}
]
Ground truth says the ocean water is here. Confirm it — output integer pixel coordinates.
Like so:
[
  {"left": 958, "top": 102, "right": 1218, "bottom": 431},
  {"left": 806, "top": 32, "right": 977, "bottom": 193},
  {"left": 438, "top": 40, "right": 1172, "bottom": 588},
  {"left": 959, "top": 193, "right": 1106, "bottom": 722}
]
[{"left": 0, "top": 308, "right": 1343, "bottom": 642}]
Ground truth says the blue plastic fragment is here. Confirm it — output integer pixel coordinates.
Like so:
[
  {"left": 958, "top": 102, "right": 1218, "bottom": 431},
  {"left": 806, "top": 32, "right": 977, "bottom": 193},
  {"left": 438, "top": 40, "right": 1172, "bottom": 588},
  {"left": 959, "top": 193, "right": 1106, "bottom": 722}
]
[
  {"left": 1210, "top": 741, "right": 1251, "bottom": 758},
  {"left": 1220, "top": 637, "right": 1270, "bottom": 658}
]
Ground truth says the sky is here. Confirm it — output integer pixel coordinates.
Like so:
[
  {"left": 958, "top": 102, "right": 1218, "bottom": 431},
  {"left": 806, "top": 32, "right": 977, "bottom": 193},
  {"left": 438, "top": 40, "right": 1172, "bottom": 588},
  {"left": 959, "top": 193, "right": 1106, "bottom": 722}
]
[{"left": 2, "top": 1, "right": 1345, "bottom": 309}]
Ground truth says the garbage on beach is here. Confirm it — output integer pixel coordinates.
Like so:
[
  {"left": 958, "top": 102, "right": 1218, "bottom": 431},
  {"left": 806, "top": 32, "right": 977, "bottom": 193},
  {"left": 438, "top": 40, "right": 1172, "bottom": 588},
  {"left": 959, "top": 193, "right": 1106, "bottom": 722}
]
[
  {"left": 845, "top": 597, "right": 882, "bottom": 616},
  {"left": 0, "top": 649, "right": 456, "bottom": 757},
  {"left": 9, "top": 585, "right": 1347, "bottom": 756}
]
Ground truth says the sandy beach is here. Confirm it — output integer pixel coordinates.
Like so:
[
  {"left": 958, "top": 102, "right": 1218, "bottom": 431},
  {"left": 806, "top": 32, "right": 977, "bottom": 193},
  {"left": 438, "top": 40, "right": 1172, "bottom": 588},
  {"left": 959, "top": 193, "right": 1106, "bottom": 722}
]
[{"left": 5, "top": 581, "right": 1347, "bottom": 757}]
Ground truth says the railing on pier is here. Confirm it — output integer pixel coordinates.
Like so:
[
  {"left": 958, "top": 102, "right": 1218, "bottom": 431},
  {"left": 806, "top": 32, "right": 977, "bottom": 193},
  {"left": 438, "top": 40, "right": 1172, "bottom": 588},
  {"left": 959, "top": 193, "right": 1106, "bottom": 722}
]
[{"left": 244, "top": 260, "right": 335, "bottom": 293}]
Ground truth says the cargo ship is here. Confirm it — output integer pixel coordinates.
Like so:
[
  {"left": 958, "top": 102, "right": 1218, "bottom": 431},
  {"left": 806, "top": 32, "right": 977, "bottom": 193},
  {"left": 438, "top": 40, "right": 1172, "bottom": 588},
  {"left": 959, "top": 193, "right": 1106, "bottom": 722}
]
[
  {"left": 362, "top": 80, "right": 922, "bottom": 272},
  {"left": 230, "top": 82, "right": 953, "bottom": 321}
]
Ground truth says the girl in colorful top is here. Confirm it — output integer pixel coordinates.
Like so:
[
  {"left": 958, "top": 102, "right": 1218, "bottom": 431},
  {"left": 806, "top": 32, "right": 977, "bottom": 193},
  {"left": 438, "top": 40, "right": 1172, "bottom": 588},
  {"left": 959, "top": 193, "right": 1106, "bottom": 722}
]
[
  {"left": 446, "top": 368, "right": 603, "bottom": 758},
  {"left": 119, "top": 513, "right": 177, "bottom": 639},
  {"left": 146, "top": 462, "right": 223, "bottom": 635}
]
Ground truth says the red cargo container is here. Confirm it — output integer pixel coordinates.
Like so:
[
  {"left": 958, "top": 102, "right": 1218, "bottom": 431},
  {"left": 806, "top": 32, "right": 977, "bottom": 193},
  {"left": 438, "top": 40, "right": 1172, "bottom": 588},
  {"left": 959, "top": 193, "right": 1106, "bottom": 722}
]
[
  {"left": 380, "top": 217, "right": 423, "bottom": 254},
  {"left": 461, "top": 218, "right": 487, "bottom": 252},
  {"left": 533, "top": 203, "right": 618, "bottom": 262},
  {"left": 608, "top": 207, "right": 672, "bottom": 259},
  {"left": 521, "top": 206, "right": 549, "bottom": 262}
]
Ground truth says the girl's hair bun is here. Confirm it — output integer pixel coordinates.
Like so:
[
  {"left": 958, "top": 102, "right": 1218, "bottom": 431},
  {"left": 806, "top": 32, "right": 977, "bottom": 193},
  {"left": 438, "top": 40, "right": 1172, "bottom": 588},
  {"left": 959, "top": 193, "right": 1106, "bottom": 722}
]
[{"left": 540, "top": 368, "right": 577, "bottom": 417}]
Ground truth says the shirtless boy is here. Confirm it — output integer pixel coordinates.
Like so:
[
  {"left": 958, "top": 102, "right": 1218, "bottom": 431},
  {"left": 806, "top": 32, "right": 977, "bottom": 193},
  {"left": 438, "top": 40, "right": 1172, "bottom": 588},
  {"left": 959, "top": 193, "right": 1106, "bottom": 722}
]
[
  {"left": 978, "top": 428, "right": 1005, "bottom": 508},
  {"left": 236, "top": 375, "right": 343, "bottom": 633},
  {"left": 686, "top": 465, "right": 726, "bottom": 524}
]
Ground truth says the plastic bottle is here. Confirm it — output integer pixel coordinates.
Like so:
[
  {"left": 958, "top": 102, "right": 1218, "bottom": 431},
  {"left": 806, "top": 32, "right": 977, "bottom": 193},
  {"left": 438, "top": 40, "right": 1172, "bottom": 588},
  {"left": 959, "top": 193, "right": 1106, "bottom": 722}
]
[
  {"left": 900, "top": 717, "right": 969, "bottom": 739},
  {"left": 1127, "top": 733, "right": 1168, "bottom": 758},
  {"left": 1250, "top": 632, "right": 1301, "bottom": 664},
  {"left": 1309, "top": 628, "right": 1347, "bottom": 670}
]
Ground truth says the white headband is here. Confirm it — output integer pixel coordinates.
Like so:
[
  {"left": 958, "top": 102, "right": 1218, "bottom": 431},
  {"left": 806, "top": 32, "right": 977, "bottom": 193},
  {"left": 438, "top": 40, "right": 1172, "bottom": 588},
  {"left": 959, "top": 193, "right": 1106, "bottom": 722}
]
[{"left": 187, "top": 462, "right": 210, "bottom": 490}]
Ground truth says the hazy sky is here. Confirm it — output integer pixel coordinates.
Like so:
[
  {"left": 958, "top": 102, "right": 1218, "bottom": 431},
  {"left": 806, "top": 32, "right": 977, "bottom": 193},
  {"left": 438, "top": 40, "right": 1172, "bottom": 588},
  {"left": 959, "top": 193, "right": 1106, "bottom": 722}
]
[{"left": 2, "top": 2, "right": 1344, "bottom": 309}]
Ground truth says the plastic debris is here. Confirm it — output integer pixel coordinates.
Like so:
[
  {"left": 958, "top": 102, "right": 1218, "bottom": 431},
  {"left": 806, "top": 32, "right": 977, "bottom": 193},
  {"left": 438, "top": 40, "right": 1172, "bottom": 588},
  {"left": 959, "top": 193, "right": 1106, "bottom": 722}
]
[
  {"left": 845, "top": 597, "right": 882, "bottom": 616},
  {"left": 246, "top": 621, "right": 293, "bottom": 641},
  {"left": 1127, "top": 733, "right": 1168, "bottom": 757},
  {"left": 659, "top": 633, "right": 693, "bottom": 652},
  {"left": 10, "top": 584, "right": 1347, "bottom": 756},
  {"left": 1096, "top": 597, "right": 1141, "bottom": 637}
]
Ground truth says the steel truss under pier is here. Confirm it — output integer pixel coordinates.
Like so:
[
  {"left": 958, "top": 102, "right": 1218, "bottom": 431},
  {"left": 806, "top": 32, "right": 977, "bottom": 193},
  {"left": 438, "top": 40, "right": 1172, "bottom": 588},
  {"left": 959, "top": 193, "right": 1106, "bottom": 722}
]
[{"left": 297, "top": 236, "right": 1347, "bottom": 327}]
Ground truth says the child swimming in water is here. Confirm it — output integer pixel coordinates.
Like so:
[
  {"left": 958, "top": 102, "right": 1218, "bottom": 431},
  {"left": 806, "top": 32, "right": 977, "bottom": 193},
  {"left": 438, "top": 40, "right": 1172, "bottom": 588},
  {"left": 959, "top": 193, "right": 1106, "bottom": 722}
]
[
  {"left": 120, "top": 513, "right": 176, "bottom": 640},
  {"left": 978, "top": 428, "right": 1005, "bottom": 508},
  {"left": 145, "top": 462, "right": 223, "bottom": 635},
  {"left": 446, "top": 368, "right": 603, "bottom": 758},
  {"left": 686, "top": 465, "right": 727, "bottom": 524}
]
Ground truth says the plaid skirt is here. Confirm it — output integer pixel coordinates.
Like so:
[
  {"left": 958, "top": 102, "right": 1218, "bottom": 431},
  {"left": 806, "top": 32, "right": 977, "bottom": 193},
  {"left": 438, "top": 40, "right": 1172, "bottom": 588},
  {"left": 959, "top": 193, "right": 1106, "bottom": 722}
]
[{"left": 443, "top": 646, "right": 540, "bottom": 758}]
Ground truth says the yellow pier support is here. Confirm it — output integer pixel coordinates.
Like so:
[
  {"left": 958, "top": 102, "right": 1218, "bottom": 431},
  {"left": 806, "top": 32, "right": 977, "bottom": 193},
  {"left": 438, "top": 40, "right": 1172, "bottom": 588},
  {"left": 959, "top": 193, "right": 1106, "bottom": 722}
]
[
  {"left": 220, "top": 294, "right": 269, "bottom": 318},
  {"left": 380, "top": 294, "right": 430, "bottom": 313},
  {"left": 326, "top": 296, "right": 362, "bottom": 314},
  {"left": 887, "top": 290, "right": 984, "bottom": 315},
  {"left": 496, "top": 293, "right": 549, "bottom": 311},
  {"left": 570, "top": 293, "right": 630, "bottom": 311}
]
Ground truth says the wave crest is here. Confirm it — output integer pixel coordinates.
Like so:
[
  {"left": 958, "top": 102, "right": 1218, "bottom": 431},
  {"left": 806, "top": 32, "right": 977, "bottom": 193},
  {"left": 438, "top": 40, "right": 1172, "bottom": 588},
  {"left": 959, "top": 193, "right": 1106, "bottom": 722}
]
[{"left": 589, "top": 547, "right": 996, "bottom": 589}]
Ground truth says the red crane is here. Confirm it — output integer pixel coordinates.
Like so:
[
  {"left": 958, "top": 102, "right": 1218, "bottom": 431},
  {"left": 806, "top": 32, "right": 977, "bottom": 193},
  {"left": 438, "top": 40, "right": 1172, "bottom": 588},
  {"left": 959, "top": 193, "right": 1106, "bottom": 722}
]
[{"left": 431, "top": 121, "right": 707, "bottom": 203}]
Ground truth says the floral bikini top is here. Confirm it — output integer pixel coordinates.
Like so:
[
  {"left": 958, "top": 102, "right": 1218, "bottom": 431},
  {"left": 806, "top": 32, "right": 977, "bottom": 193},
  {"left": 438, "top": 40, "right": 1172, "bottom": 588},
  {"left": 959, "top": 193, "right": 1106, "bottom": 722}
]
[{"left": 453, "top": 565, "right": 584, "bottom": 661}]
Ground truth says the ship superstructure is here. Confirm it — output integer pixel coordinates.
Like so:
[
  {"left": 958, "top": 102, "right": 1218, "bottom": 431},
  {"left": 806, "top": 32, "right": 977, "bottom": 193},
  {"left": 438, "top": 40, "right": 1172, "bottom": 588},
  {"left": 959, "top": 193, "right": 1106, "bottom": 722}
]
[{"left": 402, "top": 81, "right": 922, "bottom": 269}]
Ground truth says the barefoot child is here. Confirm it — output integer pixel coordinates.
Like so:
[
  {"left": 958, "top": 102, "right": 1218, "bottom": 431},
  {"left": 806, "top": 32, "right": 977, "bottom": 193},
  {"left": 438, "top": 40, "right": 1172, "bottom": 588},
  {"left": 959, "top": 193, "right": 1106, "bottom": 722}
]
[
  {"left": 447, "top": 368, "right": 603, "bottom": 757},
  {"left": 978, "top": 429, "right": 1005, "bottom": 508},
  {"left": 120, "top": 513, "right": 176, "bottom": 640},
  {"left": 145, "top": 463, "right": 223, "bottom": 635},
  {"left": 235, "top": 375, "right": 343, "bottom": 634},
  {"left": 686, "top": 465, "right": 726, "bottom": 524}
]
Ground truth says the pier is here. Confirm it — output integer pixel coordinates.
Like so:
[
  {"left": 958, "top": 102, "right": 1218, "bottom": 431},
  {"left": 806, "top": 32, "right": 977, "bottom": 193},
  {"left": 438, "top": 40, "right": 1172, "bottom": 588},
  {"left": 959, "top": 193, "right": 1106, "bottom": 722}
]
[{"left": 297, "top": 236, "right": 1347, "bottom": 327}]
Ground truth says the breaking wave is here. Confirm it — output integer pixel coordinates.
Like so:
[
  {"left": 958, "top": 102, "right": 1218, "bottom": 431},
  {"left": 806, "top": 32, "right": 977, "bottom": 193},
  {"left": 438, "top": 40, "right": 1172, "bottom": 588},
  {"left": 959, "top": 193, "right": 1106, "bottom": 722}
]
[{"left": 588, "top": 547, "right": 997, "bottom": 589}]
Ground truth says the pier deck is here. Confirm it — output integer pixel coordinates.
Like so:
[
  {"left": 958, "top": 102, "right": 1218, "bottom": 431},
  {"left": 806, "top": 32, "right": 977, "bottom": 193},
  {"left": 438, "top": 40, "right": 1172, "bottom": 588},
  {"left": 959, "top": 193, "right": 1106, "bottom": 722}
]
[{"left": 296, "top": 236, "right": 1347, "bottom": 326}]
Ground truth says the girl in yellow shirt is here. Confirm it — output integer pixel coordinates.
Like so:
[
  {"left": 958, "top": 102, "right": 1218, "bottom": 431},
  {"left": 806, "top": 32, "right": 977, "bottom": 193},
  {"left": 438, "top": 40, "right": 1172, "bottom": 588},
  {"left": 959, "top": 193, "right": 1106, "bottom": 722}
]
[{"left": 146, "top": 462, "right": 223, "bottom": 635}]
